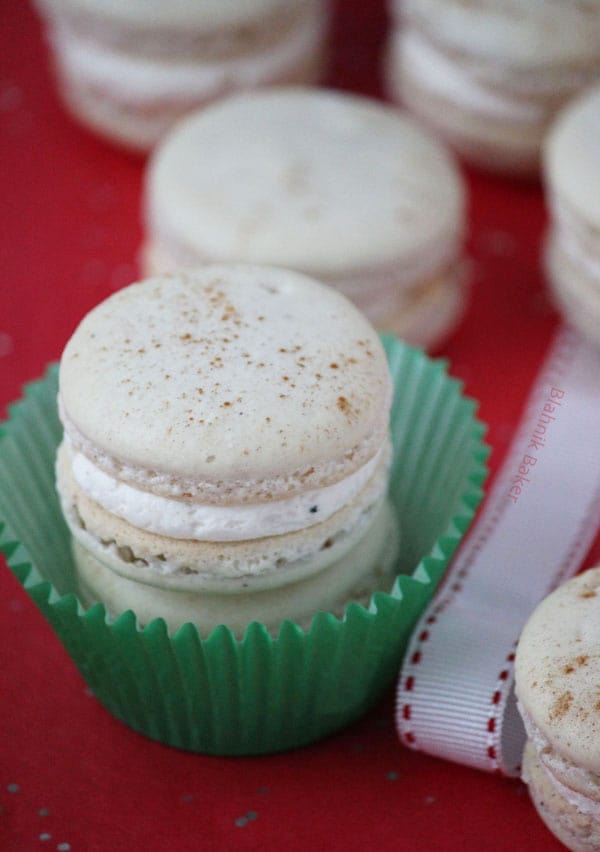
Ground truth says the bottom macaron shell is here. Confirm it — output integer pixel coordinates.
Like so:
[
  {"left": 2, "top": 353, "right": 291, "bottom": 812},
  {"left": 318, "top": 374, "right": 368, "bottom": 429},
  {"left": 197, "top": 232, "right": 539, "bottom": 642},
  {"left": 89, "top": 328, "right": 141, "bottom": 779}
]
[{"left": 0, "top": 336, "right": 488, "bottom": 755}]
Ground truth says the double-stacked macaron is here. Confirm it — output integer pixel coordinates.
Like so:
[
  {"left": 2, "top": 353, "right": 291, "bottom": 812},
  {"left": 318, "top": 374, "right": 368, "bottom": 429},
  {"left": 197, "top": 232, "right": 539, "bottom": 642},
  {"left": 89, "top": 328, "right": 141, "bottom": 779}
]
[
  {"left": 141, "top": 88, "right": 468, "bottom": 350},
  {"left": 34, "top": 0, "right": 329, "bottom": 151},
  {"left": 544, "top": 85, "right": 600, "bottom": 348},
  {"left": 56, "top": 265, "right": 400, "bottom": 637},
  {"left": 386, "top": 0, "right": 600, "bottom": 175},
  {"left": 516, "top": 567, "right": 600, "bottom": 850}
]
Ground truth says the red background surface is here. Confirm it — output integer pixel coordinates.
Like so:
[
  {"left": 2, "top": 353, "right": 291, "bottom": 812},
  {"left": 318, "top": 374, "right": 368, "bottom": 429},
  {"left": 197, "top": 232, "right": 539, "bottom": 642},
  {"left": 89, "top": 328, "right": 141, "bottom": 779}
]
[{"left": 1, "top": 2, "right": 598, "bottom": 849}]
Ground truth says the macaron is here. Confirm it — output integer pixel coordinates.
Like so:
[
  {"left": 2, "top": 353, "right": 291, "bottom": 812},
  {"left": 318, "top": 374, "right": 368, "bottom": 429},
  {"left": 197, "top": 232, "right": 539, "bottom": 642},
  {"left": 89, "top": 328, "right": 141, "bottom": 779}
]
[
  {"left": 386, "top": 0, "right": 600, "bottom": 175},
  {"left": 55, "top": 265, "right": 400, "bottom": 637},
  {"left": 515, "top": 567, "right": 600, "bottom": 850},
  {"left": 141, "top": 87, "right": 468, "bottom": 350},
  {"left": 544, "top": 85, "right": 600, "bottom": 348},
  {"left": 34, "top": 0, "right": 329, "bottom": 151}
]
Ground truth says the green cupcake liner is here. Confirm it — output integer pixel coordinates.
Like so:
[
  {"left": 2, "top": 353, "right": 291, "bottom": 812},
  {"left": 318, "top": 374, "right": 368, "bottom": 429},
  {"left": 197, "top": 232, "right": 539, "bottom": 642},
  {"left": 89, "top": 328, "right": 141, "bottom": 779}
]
[{"left": 0, "top": 336, "right": 489, "bottom": 755}]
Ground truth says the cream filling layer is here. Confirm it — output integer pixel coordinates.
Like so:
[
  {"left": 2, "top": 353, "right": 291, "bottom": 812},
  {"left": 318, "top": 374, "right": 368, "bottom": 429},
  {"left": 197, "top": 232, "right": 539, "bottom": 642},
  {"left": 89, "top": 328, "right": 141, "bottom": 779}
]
[
  {"left": 398, "top": 0, "right": 600, "bottom": 67},
  {"left": 70, "top": 446, "right": 382, "bottom": 542},
  {"left": 543, "top": 765, "right": 600, "bottom": 820},
  {"left": 398, "top": 29, "right": 545, "bottom": 123},
  {"left": 519, "top": 701, "right": 600, "bottom": 817},
  {"left": 50, "top": 5, "right": 325, "bottom": 102}
]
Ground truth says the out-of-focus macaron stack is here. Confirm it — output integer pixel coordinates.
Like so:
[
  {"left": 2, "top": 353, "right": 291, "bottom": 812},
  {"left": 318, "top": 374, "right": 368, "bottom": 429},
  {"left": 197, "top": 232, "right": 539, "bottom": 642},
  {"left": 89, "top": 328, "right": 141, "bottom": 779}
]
[
  {"left": 386, "top": 0, "right": 600, "bottom": 176},
  {"left": 34, "top": 0, "right": 330, "bottom": 151},
  {"left": 141, "top": 87, "right": 469, "bottom": 350},
  {"left": 543, "top": 84, "right": 600, "bottom": 348}
]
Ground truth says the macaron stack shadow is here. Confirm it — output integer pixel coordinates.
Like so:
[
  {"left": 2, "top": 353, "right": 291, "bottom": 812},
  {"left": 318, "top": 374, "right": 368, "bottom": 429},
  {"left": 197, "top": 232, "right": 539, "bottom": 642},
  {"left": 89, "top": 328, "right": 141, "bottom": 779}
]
[
  {"left": 141, "top": 87, "right": 468, "bottom": 351},
  {"left": 55, "top": 265, "right": 400, "bottom": 638},
  {"left": 515, "top": 568, "right": 600, "bottom": 851},
  {"left": 385, "top": 0, "right": 600, "bottom": 176},
  {"left": 33, "top": 0, "right": 329, "bottom": 152},
  {"left": 544, "top": 85, "right": 600, "bottom": 348}
]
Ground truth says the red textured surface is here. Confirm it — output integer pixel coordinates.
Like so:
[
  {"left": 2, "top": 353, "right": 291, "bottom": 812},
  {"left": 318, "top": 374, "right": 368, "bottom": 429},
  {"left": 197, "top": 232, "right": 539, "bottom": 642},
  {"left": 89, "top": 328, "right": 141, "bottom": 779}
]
[{"left": 1, "top": 2, "right": 598, "bottom": 850}]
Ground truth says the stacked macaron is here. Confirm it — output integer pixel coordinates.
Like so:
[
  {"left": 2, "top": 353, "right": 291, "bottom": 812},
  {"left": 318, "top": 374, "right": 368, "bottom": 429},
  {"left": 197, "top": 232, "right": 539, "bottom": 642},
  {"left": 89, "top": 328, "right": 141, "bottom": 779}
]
[
  {"left": 515, "top": 567, "right": 600, "bottom": 850},
  {"left": 34, "top": 0, "right": 329, "bottom": 151},
  {"left": 141, "top": 87, "right": 468, "bottom": 350},
  {"left": 55, "top": 265, "right": 400, "bottom": 637},
  {"left": 544, "top": 85, "right": 600, "bottom": 348},
  {"left": 386, "top": 0, "right": 600, "bottom": 175}
]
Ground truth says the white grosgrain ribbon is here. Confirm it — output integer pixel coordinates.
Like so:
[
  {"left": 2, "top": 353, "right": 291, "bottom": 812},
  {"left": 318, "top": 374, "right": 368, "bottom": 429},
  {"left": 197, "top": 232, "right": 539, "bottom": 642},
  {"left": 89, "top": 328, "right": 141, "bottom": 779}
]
[{"left": 396, "top": 326, "right": 600, "bottom": 776}]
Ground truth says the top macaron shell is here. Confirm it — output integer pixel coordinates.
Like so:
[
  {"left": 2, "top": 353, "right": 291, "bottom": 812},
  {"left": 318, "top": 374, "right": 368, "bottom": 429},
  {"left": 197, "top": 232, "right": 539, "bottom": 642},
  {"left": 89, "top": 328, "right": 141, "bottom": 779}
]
[
  {"left": 59, "top": 266, "right": 391, "bottom": 502},
  {"left": 544, "top": 85, "right": 600, "bottom": 226},
  {"left": 146, "top": 88, "right": 464, "bottom": 277},
  {"left": 399, "top": 0, "right": 600, "bottom": 65},
  {"left": 516, "top": 568, "right": 600, "bottom": 774}
]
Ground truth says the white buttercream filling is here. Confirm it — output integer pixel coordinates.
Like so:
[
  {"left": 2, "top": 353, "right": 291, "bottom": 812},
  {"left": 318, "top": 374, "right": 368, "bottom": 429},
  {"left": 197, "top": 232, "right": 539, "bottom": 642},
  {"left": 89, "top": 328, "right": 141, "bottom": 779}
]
[
  {"left": 398, "top": 29, "right": 545, "bottom": 123},
  {"left": 146, "top": 228, "right": 462, "bottom": 298},
  {"left": 70, "top": 447, "right": 382, "bottom": 542},
  {"left": 50, "top": 6, "right": 325, "bottom": 102},
  {"left": 398, "top": 0, "right": 600, "bottom": 67},
  {"left": 519, "top": 701, "right": 600, "bottom": 817},
  {"left": 542, "top": 763, "right": 600, "bottom": 819}
]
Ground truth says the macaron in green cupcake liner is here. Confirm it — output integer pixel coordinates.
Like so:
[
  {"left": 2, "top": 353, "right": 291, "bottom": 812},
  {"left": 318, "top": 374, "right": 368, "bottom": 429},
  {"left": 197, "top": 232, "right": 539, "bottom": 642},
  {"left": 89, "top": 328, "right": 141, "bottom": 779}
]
[{"left": 0, "top": 336, "right": 488, "bottom": 755}]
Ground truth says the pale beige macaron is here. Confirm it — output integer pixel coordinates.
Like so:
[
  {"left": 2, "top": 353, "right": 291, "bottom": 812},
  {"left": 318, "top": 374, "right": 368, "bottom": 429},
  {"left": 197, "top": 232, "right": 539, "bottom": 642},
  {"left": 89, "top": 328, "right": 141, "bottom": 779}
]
[
  {"left": 544, "top": 85, "right": 600, "bottom": 348},
  {"left": 515, "top": 567, "right": 600, "bottom": 850},
  {"left": 385, "top": 0, "right": 600, "bottom": 176},
  {"left": 34, "top": 0, "right": 329, "bottom": 151},
  {"left": 56, "top": 265, "right": 400, "bottom": 636},
  {"left": 141, "top": 87, "right": 468, "bottom": 350}
]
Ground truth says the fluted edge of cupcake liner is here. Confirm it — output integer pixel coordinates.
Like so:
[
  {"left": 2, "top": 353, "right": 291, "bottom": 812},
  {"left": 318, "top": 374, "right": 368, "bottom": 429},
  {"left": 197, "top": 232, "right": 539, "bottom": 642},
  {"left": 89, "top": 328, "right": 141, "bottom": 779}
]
[{"left": 0, "top": 338, "right": 489, "bottom": 754}]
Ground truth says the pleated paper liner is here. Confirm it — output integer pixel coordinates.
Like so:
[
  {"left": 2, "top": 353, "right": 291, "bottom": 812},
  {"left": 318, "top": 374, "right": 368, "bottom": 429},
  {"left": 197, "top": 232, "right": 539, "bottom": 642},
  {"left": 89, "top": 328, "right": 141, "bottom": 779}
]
[{"left": 0, "top": 336, "right": 488, "bottom": 755}]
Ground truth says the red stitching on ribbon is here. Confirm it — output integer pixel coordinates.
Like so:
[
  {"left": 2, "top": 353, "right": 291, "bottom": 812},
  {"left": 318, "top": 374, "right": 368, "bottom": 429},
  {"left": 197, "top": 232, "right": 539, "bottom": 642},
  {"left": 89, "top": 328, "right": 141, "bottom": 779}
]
[{"left": 485, "top": 645, "right": 519, "bottom": 772}]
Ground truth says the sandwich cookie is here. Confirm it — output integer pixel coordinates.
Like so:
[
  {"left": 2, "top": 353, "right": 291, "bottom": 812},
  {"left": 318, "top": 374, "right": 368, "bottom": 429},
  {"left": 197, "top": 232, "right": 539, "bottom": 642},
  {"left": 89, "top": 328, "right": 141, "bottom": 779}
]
[
  {"left": 515, "top": 567, "right": 600, "bottom": 850},
  {"left": 141, "top": 88, "right": 468, "bottom": 350},
  {"left": 34, "top": 0, "right": 329, "bottom": 151},
  {"left": 544, "top": 85, "right": 600, "bottom": 348},
  {"left": 386, "top": 0, "right": 600, "bottom": 175},
  {"left": 56, "top": 265, "right": 400, "bottom": 636}
]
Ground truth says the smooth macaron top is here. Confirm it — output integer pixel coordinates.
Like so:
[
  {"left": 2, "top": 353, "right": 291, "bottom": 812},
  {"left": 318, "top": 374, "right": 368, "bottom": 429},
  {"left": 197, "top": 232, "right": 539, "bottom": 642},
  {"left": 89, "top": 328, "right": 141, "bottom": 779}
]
[
  {"left": 515, "top": 567, "right": 600, "bottom": 773},
  {"left": 544, "top": 84, "right": 600, "bottom": 226},
  {"left": 59, "top": 266, "right": 392, "bottom": 502},
  {"left": 145, "top": 88, "right": 464, "bottom": 277},
  {"left": 400, "top": 0, "right": 600, "bottom": 64},
  {"left": 36, "top": 0, "right": 295, "bottom": 29}
]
